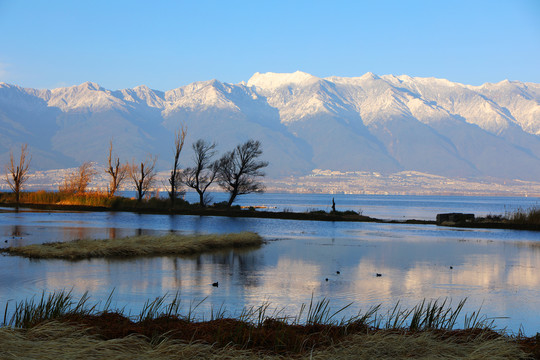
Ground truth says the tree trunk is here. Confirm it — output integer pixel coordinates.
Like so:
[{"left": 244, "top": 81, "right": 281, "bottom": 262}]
[
  {"left": 227, "top": 189, "right": 238, "bottom": 207},
  {"left": 198, "top": 190, "right": 205, "bottom": 207}
]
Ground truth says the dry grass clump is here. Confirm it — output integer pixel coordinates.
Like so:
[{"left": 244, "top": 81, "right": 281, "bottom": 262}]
[
  {"left": 507, "top": 207, "right": 540, "bottom": 226},
  {"left": 2, "top": 232, "right": 263, "bottom": 260},
  {"left": 2, "top": 291, "right": 537, "bottom": 358},
  {"left": 0, "top": 321, "right": 531, "bottom": 360},
  {"left": 16, "top": 190, "right": 114, "bottom": 207}
]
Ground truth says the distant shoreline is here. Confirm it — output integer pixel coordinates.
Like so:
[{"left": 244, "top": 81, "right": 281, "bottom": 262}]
[{"left": 1, "top": 200, "right": 538, "bottom": 231}]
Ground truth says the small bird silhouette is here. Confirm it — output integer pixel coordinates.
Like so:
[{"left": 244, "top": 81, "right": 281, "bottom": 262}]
[
  {"left": 4, "top": 240, "right": 7, "bottom": 243},
  {"left": 212, "top": 282, "right": 219, "bottom": 287},
  {"left": 450, "top": 266, "right": 453, "bottom": 269},
  {"left": 336, "top": 271, "right": 340, "bottom": 275},
  {"left": 376, "top": 273, "right": 382, "bottom": 277},
  {"left": 325, "top": 278, "right": 329, "bottom": 282}
]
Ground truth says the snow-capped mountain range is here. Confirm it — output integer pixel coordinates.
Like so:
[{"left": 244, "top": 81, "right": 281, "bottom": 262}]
[{"left": 1, "top": 71, "right": 539, "bottom": 181}]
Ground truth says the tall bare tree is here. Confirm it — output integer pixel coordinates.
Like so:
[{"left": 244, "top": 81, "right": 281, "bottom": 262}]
[
  {"left": 168, "top": 125, "right": 187, "bottom": 206},
  {"left": 59, "top": 162, "right": 97, "bottom": 194},
  {"left": 105, "top": 140, "right": 128, "bottom": 197},
  {"left": 183, "top": 139, "right": 219, "bottom": 207},
  {"left": 217, "top": 140, "right": 268, "bottom": 207},
  {"left": 5, "top": 144, "right": 31, "bottom": 203},
  {"left": 129, "top": 155, "right": 157, "bottom": 202}
]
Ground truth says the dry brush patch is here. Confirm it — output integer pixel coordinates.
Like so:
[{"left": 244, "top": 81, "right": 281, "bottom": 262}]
[
  {"left": 1, "top": 232, "right": 263, "bottom": 260},
  {"left": 0, "top": 320, "right": 532, "bottom": 360},
  {"left": 1, "top": 292, "right": 537, "bottom": 359}
]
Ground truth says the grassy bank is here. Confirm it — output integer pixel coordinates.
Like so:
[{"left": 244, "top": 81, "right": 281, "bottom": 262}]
[
  {"left": 506, "top": 207, "right": 540, "bottom": 226},
  {"left": 0, "top": 190, "right": 115, "bottom": 207},
  {"left": 1, "top": 232, "right": 263, "bottom": 260},
  {"left": 1, "top": 292, "right": 536, "bottom": 359},
  {"left": 0, "top": 190, "right": 382, "bottom": 223},
  {"left": 447, "top": 207, "right": 540, "bottom": 231}
]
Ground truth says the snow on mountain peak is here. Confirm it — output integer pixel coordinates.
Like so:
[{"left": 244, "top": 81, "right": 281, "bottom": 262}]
[
  {"left": 163, "top": 79, "right": 240, "bottom": 113},
  {"left": 133, "top": 84, "right": 150, "bottom": 91},
  {"left": 360, "top": 72, "right": 380, "bottom": 81},
  {"left": 1, "top": 72, "right": 540, "bottom": 181},
  {"left": 247, "top": 71, "right": 319, "bottom": 90},
  {"left": 78, "top": 81, "right": 102, "bottom": 91}
]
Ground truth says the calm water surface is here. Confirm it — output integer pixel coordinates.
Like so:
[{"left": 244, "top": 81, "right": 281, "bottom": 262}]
[
  {"left": 0, "top": 194, "right": 539, "bottom": 334},
  {"left": 182, "top": 192, "right": 540, "bottom": 220}
]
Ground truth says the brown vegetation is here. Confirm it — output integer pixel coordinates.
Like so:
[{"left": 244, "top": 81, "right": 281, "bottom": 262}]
[
  {"left": 129, "top": 155, "right": 158, "bottom": 202},
  {"left": 1, "top": 319, "right": 531, "bottom": 360},
  {"left": 2, "top": 232, "right": 263, "bottom": 260},
  {"left": 4, "top": 143, "right": 31, "bottom": 203},
  {"left": 454, "top": 207, "right": 540, "bottom": 231},
  {"left": 506, "top": 207, "right": 540, "bottom": 226},
  {"left": 105, "top": 140, "right": 128, "bottom": 197},
  {"left": 1, "top": 292, "right": 536, "bottom": 359},
  {"left": 59, "top": 161, "right": 97, "bottom": 194},
  {"left": 0, "top": 190, "right": 113, "bottom": 207}
]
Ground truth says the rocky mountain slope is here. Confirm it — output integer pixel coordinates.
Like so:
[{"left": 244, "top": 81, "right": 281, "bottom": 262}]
[{"left": 1, "top": 71, "right": 539, "bottom": 180}]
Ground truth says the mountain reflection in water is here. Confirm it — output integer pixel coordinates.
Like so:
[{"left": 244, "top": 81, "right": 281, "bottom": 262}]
[{"left": 0, "top": 203, "right": 539, "bottom": 335}]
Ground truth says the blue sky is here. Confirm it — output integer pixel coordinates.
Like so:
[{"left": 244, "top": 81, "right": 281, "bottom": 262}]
[{"left": 0, "top": 0, "right": 539, "bottom": 90}]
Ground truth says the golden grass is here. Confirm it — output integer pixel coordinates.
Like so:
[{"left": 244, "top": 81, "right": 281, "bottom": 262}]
[
  {"left": 0, "top": 321, "right": 530, "bottom": 360},
  {"left": 2, "top": 232, "right": 263, "bottom": 260}
]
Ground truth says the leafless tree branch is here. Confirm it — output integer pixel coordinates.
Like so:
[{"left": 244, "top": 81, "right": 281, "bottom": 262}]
[
  {"left": 183, "top": 139, "right": 218, "bottom": 207},
  {"left": 129, "top": 155, "right": 158, "bottom": 202},
  {"left": 217, "top": 139, "right": 268, "bottom": 207},
  {"left": 5, "top": 144, "right": 31, "bottom": 203},
  {"left": 59, "top": 162, "right": 97, "bottom": 194},
  {"left": 105, "top": 139, "right": 128, "bottom": 197},
  {"left": 168, "top": 125, "right": 187, "bottom": 206}
]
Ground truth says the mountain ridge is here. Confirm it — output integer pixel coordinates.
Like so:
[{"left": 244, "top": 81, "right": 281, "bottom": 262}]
[{"left": 1, "top": 72, "right": 539, "bottom": 181}]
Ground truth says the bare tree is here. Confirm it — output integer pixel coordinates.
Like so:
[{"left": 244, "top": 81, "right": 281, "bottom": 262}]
[
  {"left": 105, "top": 140, "right": 128, "bottom": 197},
  {"left": 183, "top": 139, "right": 219, "bottom": 207},
  {"left": 129, "top": 155, "right": 158, "bottom": 202},
  {"left": 59, "top": 162, "right": 97, "bottom": 194},
  {"left": 168, "top": 125, "right": 187, "bottom": 206},
  {"left": 5, "top": 144, "right": 31, "bottom": 203},
  {"left": 217, "top": 140, "right": 268, "bottom": 207}
]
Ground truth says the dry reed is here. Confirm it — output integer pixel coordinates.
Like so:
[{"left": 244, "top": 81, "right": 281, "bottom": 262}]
[
  {"left": 2, "top": 292, "right": 537, "bottom": 358},
  {"left": 506, "top": 207, "right": 540, "bottom": 226},
  {"left": 2, "top": 232, "right": 263, "bottom": 260},
  {"left": 0, "top": 321, "right": 530, "bottom": 360}
]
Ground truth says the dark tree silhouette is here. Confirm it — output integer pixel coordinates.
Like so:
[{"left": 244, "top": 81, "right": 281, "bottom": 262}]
[
  {"left": 168, "top": 125, "right": 187, "bottom": 206},
  {"left": 217, "top": 140, "right": 268, "bottom": 207},
  {"left": 129, "top": 155, "right": 157, "bottom": 202},
  {"left": 182, "top": 139, "right": 219, "bottom": 207},
  {"left": 5, "top": 144, "right": 31, "bottom": 203},
  {"left": 105, "top": 140, "right": 128, "bottom": 197}
]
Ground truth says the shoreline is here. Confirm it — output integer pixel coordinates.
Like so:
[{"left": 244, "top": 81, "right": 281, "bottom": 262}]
[{"left": 1, "top": 201, "right": 539, "bottom": 231}]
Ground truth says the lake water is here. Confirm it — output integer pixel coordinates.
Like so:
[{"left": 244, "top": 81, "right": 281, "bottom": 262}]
[
  {"left": 1, "top": 193, "right": 539, "bottom": 334},
  {"left": 182, "top": 192, "right": 540, "bottom": 220}
]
